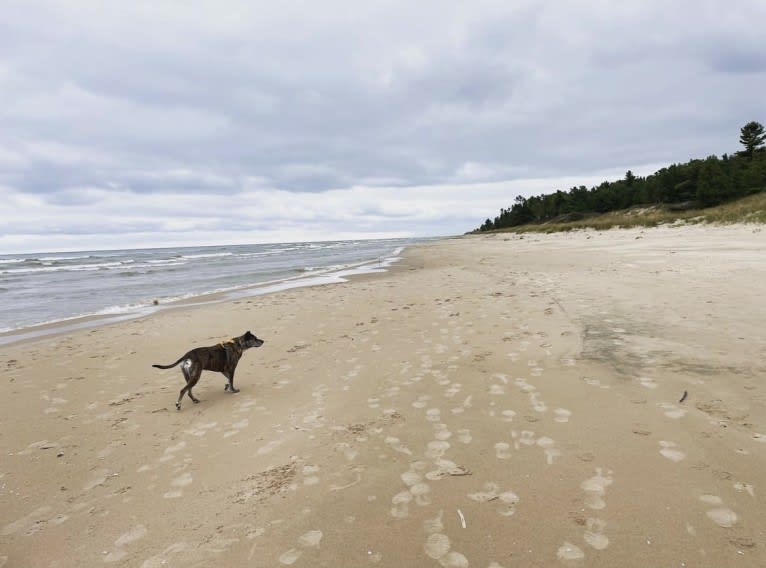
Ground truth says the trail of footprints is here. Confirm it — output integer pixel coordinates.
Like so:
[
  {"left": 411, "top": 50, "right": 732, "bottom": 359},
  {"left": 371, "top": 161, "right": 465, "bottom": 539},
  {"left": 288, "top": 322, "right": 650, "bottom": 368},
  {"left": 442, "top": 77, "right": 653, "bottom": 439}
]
[
  {"left": 380, "top": 316, "right": 586, "bottom": 566},
  {"left": 558, "top": 468, "right": 614, "bottom": 561}
]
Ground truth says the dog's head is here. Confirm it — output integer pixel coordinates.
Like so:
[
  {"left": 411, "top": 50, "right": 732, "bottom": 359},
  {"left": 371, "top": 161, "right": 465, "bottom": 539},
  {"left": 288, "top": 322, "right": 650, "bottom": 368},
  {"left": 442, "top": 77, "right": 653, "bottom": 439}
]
[{"left": 238, "top": 331, "right": 264, "bottom": 349}]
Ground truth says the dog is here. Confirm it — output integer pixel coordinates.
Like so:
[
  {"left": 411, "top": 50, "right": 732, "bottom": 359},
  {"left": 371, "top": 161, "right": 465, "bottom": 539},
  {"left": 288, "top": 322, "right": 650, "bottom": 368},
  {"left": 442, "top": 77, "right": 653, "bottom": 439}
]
[{"left": 152, "top": 331, "right": 264, "bottom": 410}]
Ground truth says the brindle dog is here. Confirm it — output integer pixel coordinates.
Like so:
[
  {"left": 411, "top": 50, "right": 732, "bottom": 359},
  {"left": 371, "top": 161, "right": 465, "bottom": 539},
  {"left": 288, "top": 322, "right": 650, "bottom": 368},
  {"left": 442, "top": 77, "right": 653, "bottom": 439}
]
[{"left": 152, "top": 331, "right": 264, "bottom": 410}]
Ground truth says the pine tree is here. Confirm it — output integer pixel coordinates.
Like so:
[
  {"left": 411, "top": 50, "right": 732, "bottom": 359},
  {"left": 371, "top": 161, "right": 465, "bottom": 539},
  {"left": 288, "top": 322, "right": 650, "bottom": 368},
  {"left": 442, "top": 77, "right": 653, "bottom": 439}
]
[{"left": 739, "top": 121, "right": 766, "bottom": 158}]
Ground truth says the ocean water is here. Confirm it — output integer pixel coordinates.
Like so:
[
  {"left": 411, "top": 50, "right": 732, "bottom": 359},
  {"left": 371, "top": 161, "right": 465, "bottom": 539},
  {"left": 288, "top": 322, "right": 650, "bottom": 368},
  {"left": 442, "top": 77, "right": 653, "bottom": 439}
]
[{"left": 0, "top": 237, "right": 427, "bottom": 344}]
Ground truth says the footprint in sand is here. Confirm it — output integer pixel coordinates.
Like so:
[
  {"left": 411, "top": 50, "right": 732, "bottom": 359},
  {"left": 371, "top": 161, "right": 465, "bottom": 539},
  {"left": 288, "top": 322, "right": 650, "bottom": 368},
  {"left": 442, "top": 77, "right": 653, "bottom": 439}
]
[
  {"left": 140, "top": 542, "right": 188, "bottom": 568},
  {"left": 257, "top": 440, "right": 283, "bottom": 455},
  {"left": 536, "top": 437, "right": 561, "bottom": 465},
  {"left": 581, "top": 468, "right": 614, "bottom": 510},
  {"left": 328, "top": 466, "right": 363, "bottom": 491},
  {"left": 401, "top": 470, "right": 423, "bottom": 487},
  {"left": 1, "top": 506, "right": 52, "bottom": 536},
  {"left": 83, "top": 468, "right": 110, "bottom": 492},
  {"left": 297, "top": 530, "right": 323, "bottom": 547},
  {"left": 423, "top": 511, "right": 469, "bottom": 567},
  {"left": 529, "top": 392, "right": 547, "bottom": 413},
  {"left": 434, "top": 424, "right": 452, "bottom": 441},
  {"left": 489, "top": 384, "right": 506, "bottom": 395},
  {"left": 638, "top": 377, "right": 658, "bottom": 390},
  {"left": 302, "top": 465, "right": 320, "bottom": 486},
  {"left": 557, "top": 541, "right": 585, "bottom": 561},
  {"left": 104, "top": 524, "right": 148, "bottom": 562},
  {"left": 553, "top": 408, "right": 572, "bottom": 423},
  {"left": 699, "top": 495, "right": 738, "bottom": 527},
  {"left": 412, "top": 395, "right": 430, "bottom": 409},
  {"left": 706, "top": 508, "right": 738, "bottom": 528},
  {"left": 512, "top": 430, "right": 537, "bottom": 449},
  {"left": 334, "top": 442, "right": 358, "bottom": 461},
  {"left": 424, "top": 532, "right": 450, "bottom": 559},
  {"left": 185, "top": 422, "right": 218, "bottom": 437},
  {"left": 278, "top": 530, "right": 323, "bottom": 565},
  {"left": 224, "top": 418, "right": 249, "bottom": 438},
  {"left": 514, "top": 378, "right": 535, "bottom": 393},
  {"left": 657, "top": 403, "right": 686, "bottom": 420},
  {"left": 444, "top": 383, "right": 462, "bottom": 398},
  {"left": 234, "top": 398, "right": 256, "bottom": 414},
  {"left": 385, "top": 437, "right": 413, "bottom": 456},
  {"left": 164, "top": 472, "right": 193, "bottom": 498},
  {"left": 391, "top": 490, "right": 413, "bottom": 519},
  {"left": 658, "top": 441, "right": 686, "bottom": 463},
  {"left": 410, "top": 482, "right": 431, "bottom": 506},
  {"left": 501, "top": 410, "right": 517, "bottom": 423},
  {"left": 467, "top": 482, "right": 519, "bottom": 517},
  {"left": 158, "top": 440, "right": 187, "bottom": 463},
  {"left": 302, "top": 410, "right": 324, "bottom": 429},
  {"left": 17, "top": 439, "right": 59, "bottom": 456},
  {"left": 452, "top": 395, "right": 472, "bottom": 415},
  {"left": 494, "top": 442, "right": 511, "bottom": 460},
  {"left": 583, "top": 518, "right": 609, "bottom": 550},
  {"left": 457, "top": 429, "right": 472, "bottom": 444},
  {"left": 582, "top": 377, "right": 609, "bottom": 389},
  {"left": 385, "top": 385, "right": 401, "bottom": 398},
  {"left": 426, "top": 408, "right": 441, "bottom": 422},
  {"left": 116, "top": 524, "right": 148, "bottom": 547},
  {"left": 425, "top": 441, "right": 450, "bottom": 460},
  {"left": 733, "top": 482, "right": 755, "bottom": 497}
]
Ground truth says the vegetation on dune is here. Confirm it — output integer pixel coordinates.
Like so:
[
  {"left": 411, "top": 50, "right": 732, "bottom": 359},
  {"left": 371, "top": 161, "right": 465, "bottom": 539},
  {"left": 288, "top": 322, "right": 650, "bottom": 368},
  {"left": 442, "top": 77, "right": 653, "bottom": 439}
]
[{"left": 474, "top": 121, "right": 766, "bottom": 233}]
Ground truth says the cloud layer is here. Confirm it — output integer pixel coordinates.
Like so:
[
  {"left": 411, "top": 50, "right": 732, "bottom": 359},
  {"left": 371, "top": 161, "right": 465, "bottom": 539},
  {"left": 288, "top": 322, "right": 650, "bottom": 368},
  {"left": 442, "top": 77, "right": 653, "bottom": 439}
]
[{"left": 1, "top": 0, "right": 765, "bottom": 251}]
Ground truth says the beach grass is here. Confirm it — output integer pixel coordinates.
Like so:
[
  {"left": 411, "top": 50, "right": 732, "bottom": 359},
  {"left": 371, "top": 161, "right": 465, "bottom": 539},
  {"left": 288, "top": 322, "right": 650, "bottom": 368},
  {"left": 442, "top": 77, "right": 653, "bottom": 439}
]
[{"left": 483, "top": 191, "right": 766, "bottom": 234}]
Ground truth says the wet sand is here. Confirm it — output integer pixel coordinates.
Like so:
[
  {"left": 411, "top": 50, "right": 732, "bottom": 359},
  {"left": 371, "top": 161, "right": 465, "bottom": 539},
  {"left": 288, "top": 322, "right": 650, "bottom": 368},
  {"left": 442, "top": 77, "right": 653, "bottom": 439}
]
[{"left": 1, "top": 224, "right": 765, "bottom": 567}]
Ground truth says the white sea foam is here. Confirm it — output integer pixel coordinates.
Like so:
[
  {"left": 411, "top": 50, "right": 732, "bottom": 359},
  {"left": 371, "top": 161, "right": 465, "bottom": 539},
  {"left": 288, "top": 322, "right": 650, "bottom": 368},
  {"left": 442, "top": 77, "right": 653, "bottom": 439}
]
[{"left": 0, "top": 238, "right": 424, "bottom": 345}]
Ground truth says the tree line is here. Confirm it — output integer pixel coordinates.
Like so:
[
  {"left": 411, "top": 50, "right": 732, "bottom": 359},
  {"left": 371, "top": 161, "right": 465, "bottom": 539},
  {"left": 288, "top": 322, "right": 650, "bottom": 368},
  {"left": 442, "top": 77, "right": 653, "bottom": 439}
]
[{"left": 476, "top": 121, "right": 766, "bottom": 232}]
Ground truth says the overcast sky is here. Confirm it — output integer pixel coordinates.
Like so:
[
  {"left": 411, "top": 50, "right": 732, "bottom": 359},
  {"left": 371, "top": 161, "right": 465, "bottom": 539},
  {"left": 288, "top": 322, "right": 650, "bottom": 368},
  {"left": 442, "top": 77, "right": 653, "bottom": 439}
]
[{"left": 1, "top": 0, "right": 764, "bottom": 252}]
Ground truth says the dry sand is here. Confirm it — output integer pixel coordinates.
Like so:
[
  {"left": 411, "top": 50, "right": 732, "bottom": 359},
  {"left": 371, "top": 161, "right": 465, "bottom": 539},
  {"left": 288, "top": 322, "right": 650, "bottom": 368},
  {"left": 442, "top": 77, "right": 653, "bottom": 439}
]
[{"left": 1, "top": 224, "right": 765, "bottom": 567}]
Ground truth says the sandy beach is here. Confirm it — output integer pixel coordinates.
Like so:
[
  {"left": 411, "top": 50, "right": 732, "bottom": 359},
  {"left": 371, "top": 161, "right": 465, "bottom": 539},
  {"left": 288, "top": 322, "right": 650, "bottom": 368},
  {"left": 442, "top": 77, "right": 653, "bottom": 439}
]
[{"left": 1, "top": 225, "right": 765, "bottom": 567}]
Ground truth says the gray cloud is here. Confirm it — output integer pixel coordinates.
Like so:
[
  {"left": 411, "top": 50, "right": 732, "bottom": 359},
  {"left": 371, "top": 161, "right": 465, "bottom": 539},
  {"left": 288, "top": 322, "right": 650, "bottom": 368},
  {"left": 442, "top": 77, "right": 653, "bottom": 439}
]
[{"left": 1, "top": 0, "right": 765, "bottom": 250}]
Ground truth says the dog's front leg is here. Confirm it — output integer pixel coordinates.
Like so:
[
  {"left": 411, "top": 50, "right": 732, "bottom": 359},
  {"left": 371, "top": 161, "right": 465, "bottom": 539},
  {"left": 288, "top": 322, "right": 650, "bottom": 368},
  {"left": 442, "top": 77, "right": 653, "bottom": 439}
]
[{"left": 223, "top": 369, "right": 239, "bottom": 393}]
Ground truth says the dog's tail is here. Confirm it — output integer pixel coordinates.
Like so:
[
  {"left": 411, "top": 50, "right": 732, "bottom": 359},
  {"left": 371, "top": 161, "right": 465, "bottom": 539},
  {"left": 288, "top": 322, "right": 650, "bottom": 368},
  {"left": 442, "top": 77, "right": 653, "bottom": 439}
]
[{"left": 152, "top": 355, "right": 186, "bottom": 370}]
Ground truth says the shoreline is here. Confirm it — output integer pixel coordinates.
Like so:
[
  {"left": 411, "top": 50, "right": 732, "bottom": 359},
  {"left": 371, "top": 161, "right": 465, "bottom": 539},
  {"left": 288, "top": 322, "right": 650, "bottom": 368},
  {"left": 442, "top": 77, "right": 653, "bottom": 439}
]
[
  {"left": 0, "top": 247, "right": 409, "bottom": 348},
  {"left": 1, "top": 224, "right": 765, "bottom": 567}
]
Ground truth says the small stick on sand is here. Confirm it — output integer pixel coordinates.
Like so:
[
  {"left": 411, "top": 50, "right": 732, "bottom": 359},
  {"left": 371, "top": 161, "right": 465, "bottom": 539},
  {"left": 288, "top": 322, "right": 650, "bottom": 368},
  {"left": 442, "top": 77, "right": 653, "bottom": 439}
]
[{"left": 679, "top": 390, "right": 688, "bottom": 404}]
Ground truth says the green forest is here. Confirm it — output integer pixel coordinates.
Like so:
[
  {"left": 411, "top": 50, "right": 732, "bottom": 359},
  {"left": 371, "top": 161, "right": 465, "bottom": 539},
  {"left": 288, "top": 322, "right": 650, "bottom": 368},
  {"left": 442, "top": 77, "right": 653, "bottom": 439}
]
[{"left": 475, "top": 121, "right": 766, "bottom": 232}]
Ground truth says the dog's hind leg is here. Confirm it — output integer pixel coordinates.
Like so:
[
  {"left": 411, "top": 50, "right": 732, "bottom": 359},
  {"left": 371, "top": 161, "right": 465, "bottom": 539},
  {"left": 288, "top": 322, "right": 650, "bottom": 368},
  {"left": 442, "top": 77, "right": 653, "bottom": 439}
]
[
  {"left": 176, "top": 360, "right": 201, "bottom": 410},
  {"left": 186, "top": 363, "right": 202, "bottom": 404},
  {"left": 176, "top": 382, "right": 189, "bottom": 410}
]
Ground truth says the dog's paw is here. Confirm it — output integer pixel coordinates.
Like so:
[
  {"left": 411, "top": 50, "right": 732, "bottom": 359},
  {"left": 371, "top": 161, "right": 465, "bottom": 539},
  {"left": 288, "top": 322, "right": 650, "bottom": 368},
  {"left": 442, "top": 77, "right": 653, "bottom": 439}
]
[{"left": 175, "top": 402, "right": 181, "bottom": 410}]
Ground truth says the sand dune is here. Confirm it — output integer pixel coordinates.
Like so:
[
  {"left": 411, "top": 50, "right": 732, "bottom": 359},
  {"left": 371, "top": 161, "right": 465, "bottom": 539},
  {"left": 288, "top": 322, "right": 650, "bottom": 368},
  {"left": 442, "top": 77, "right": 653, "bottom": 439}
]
[{"left": 1, "top": 224, "right": 765, "bottom": 567}]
